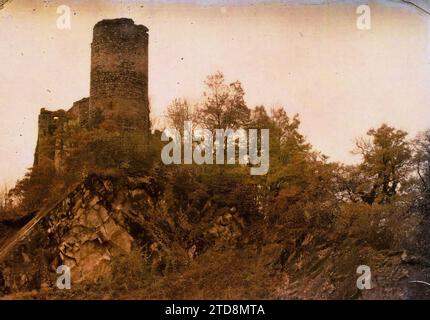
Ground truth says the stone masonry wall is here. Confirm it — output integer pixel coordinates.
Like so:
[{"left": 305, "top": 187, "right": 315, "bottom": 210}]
[
  {"left": 90, "top": 18, "right": 150, "bottom": 132},
  {"left": 34, "top": 108, "right": 67, "bottom": 169},
  {"left": 33, "top": 18, "right": 150, "bottom": 171}
]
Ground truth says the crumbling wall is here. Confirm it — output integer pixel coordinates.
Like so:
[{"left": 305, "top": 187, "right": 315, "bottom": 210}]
[
  {"left": 33, "top": 18, "right": 150, "bottom": 171},
  {"left": 67, "top": 97, "right": 90, "bottom": 128},
  {"left": 33, "top": 108, "right": 68, "bottom": 170}
]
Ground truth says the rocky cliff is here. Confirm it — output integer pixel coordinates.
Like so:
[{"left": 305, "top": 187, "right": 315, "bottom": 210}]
[
  {"left": 1, "top": 171, "right": 430, "bottom": 299},
  {"left": 0, "top": 173, "right": 246, "bottom": 295}
]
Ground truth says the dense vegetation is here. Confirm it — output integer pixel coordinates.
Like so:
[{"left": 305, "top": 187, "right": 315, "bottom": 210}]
[{"left": 1, "top": 72, "right": 429, "bottom": 299}]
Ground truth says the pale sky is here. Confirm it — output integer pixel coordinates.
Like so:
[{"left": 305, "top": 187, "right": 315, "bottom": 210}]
[{"left": 1, "top": 0, "right": 430, "bottom": 186}]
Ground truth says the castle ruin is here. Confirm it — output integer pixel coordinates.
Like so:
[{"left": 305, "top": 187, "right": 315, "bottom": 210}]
[{"left": 34, "top": 18, "right": 150, "bottom": 170}]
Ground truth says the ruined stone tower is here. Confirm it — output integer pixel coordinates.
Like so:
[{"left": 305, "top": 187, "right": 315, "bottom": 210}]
[
  {"left": 90, "top": 18, "right": 150, "bottom": 132},
  {"left": 34, "top": 18, "right": 150, "bottom": 169}
]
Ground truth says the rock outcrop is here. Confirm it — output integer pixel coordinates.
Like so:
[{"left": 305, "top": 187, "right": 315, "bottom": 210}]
[
  {"left": 0, "top": 173, "right": 247, "bottom": 295},
  {"left": 0, "top": 175, "right": 149, "bottom": 292}
]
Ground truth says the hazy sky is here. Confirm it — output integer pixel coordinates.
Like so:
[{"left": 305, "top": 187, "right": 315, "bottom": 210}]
[{"left": 1, "top": 0, "right": 429, "bottom": 186}]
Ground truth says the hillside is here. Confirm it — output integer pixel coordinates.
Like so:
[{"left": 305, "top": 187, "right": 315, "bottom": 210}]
[{"left": 1, "top": 167, "right": 430, "bottom": 299}]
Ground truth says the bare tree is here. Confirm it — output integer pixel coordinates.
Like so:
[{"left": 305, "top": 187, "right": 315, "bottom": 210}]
[{"left": 165, "top": 98, "right": 195, "bottom": 134}]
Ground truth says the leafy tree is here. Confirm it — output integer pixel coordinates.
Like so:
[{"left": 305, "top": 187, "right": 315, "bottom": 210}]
[
  {"left": 413, "top": 130, "right": 430, "bottom": 214},
  {"left": 354, "top": 124, "right": 412, "bottom": 204},
  {"left": 271, "top": 108, "right": 310, "bottom": 164},
  {"left": 196, "top": 71, "right": 250, "bottom": 130},
  {"left": 8, "top": 162, "right": 56, "bottom": 213},
  {"left": 335, "top": 164, "right": 368, "bottom": 203},
  {"left": 250, "top": 106, "right": 271, "bottom": 129}
]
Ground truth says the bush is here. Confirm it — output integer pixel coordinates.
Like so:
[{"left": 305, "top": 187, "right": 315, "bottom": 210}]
[{"left": 109, "top": 248, "right": 151, "bottom": 292}]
